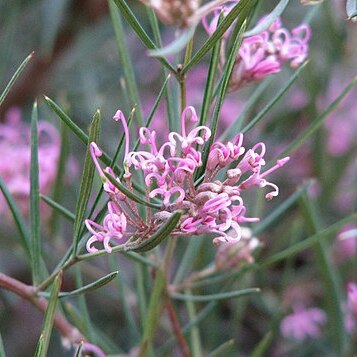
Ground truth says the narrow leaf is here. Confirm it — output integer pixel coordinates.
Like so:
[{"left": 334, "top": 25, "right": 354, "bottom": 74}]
[
  {"left": 197, "top": 18, "right": 248, "bottom": 178},
  {"left": 30, "top": 101, "right": 41, "bottom": 285},
  {"left": 48, "top": 122, "right": 70, "bottom": 235},
  {"left": 40, "top": 194, "right": 75, "bottom": 222},
  {"left": 0, "top": 52, "right": 33, "bottom": 107},
  {"left": 171, "top": 288, "right": 260, "bottom": 302},
  {"left": 244, "top": 0, "right": 289, "bottom": 37},
  {"left": 182, "top": 0, "right": 258, "bottom": 74},
  {"left": 273, "top": 75, "right": 357, "bottom": 162},
  {"left": 104, "top": 171, "right": 161, "bottom": 209},
  {"left": 109, "top": 0, "right": 144, "bottom": 125},
  {"left": 45, "top": 96, "right": 151, "bottom": 198},
  {"left": 208, "top": 339, "right": 235, "bottom": 357},
  {"left": 63, "top": 303, "right": 117, "bottom": 352},
  {"left": 35, "top": 272, "right": 62, "bottom": 357},
  {"left": 72, "top": 110, "right": 101, "bottom": 256},
  {"left": 44, "top": 96, "right": 87, "bottom": 144},
  {"left": 199, "top": 23, "right": 222, "bottom": 127},
  {"left": 253, "top": 181, "right": 312, "bottom": 236},
  {"left": 148, "top": 25, "right": 196, "bottom": 57},
  {"left": 251, "top": 332, "right": 274, "bottom": 357},
  {"left": 109, "top": 255, "right": 140, "bottom": 344},
  {"left": 300, "top": 195, "right": 346, "bottom": 353},
  {"left": 112, "top": 0, "right": 176, "bottom": 73},
  {"left": 220, "top": 78, "right": 271, "bottom": 140},
  {"left": 139, "top": 268, "right": 166, "bottom": 355},
  {"left": 242, "top": 62, "right": 308, "bottom": 133},
  {"left": 0, "top": 176, "right": 31, "bottom": 257},
  {"left": 127, "top": 210, "right": 182, "bottom": 253},
  {"left": 0, "top": 331, "right": 5, "bottom": 357},
  {"left": 261, "top": 212, "right": 357, "bottom": 267},
  {"left": 56, "top": 271, "right": 118, "bottom": 299}
]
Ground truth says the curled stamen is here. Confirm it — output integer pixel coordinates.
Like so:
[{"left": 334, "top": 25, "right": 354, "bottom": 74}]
[{"left": 113, "top": 110, "right": 130, "bottom": 160}]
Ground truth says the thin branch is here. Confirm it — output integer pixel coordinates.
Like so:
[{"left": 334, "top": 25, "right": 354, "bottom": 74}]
[
  {"left": 165, "top": 298, "right": 191, "bottom": 357},
  {"left": 0, "top": 272, "right": 84, "bottom": 345}
]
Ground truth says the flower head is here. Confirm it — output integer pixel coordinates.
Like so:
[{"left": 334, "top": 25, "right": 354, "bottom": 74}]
[
  {"left": 202, "top": 7, "right": 311, "bottom": 90},
  {"left": 0, "top": 107, "right": 61, "bottom": 217},
  {"left": 86, "top": 107, "right": 288, "bottom": 252}
]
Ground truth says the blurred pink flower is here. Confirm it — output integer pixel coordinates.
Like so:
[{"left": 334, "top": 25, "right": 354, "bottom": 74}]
[
  {"left": 280, "top": 305, "right": 327, "bottom": 341},
  {"left": 230, "top": 19, "right": 310, "bottom": 90},
  {"left": 343, "top": 283, "right": 357, "bottom": 333},
  {"left": 333, "top": 224, "right": 357, "bottom": 263},
  {"left": 203, "top": 5, "right": 311, "bottom": 90},
  {"left": 215, "top": 227, "right": 259, "bottom": 269},
  {"left": 321, "top": 71, "right": 357, "bottom": 156},
  {"left": 0, "top": 107, "right": 60, "bottom": 217},
  {"left": 138, "top": 0, "right": 232, "bottom": 27}
]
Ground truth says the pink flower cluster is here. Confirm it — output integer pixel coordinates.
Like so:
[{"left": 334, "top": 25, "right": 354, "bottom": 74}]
[
  {"left": 280, "top": 305, "right": 327, "bottom": 341},
  {"left": 86, "top": 107, "right": 288, "bottom": 253},
  {"left": 0, "top": 108, "right": 60, "bottom": 216},
  {"left": 203, "top": 2, "right": 311, "bottom": 89},
  {"left": 232, "top": 19, "right": 310, "bottom": 89}
]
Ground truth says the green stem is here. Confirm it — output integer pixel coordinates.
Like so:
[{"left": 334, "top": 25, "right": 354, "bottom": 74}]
[
  {"left": 139, "top": 237, "right": 177, "bottom": 356},
  {"left": 299, "top": 194, "right": 346, "bottom": 354}
]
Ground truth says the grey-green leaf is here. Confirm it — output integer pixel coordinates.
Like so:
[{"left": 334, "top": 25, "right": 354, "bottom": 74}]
[
  {"left": 104, "top": 171, "right": 161, "bottom": 209},
  {"left": 182, "top": 0, "right": 258, "bottom": 74},
  {"left": 0, "top": 52, "right": 33, "bottom": 107},
  {"left": 208, "top": 339, "right": 235, "bottom": 357},
  {"left": 0, "top": 176, "right": 31, "bottom": 258},
  {"left": 242, "top": 61, "right": 308, "bottom": 134},
  {"left": 43, "top": 271, "right": 118, "bottom": 299},
  {"left": 148, "top": 25, "right": 196, "bottom": 57},
  {"left": 30, "top": 101, "right": 41, "bottom": 285},
  {"left": 72, "top": 110, "right": 101, "bottom": 256},
  {"left": 127, "top": 210, "right": 183, "bottom": 253},
  {"left": 40, "top": 194, "right": 75, "bottom": 222},
  {"left": 34, "top": 272, "right": 62, "bottom": 357},
  {"left": 171, "top": 288, "right": 260, "bottom": 302},
  {"left": 244, "top": 0, "right": 290, "bottom": 37}
]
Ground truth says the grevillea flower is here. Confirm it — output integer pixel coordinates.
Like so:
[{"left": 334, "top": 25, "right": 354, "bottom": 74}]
[
  {"left": 86, "top": 106, "right": 288, "bottom": 253},
  {"left": 280, "top": 305, "right": 327, "bottom": 341},
  {"left": 203, "top": 3, "right": 311, "bottom": 90},
  {"left": 0, "top": 107, "right": 60, "bottom": 217},
  {"left": 232, "top": 19, "right": 310, "bottom": 90},
  {"left": 138, "top": 0, "right": 231, "bottom": 27}
]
